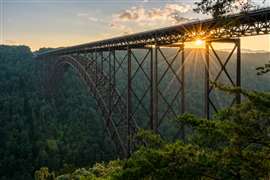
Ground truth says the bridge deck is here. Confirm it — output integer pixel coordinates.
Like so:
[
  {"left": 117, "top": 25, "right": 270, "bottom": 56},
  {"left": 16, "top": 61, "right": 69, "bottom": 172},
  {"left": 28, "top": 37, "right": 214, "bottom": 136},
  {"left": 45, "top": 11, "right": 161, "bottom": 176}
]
[{"left": 37, "top": 7, "right": 270, "bottom": 57}]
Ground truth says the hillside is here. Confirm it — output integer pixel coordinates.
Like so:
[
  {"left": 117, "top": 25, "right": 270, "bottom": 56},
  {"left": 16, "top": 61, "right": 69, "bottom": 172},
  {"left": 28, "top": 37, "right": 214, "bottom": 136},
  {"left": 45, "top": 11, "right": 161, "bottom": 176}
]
[{"left": 0, "top": 45, "right": 115, "bottom": 180}]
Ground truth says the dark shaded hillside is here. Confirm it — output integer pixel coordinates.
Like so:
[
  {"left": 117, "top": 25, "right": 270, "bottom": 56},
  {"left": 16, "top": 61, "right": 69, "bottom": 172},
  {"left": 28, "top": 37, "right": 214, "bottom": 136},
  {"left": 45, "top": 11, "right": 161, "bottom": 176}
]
[{"left": 0, "top": 45, "right": 115, "bottom": 180}]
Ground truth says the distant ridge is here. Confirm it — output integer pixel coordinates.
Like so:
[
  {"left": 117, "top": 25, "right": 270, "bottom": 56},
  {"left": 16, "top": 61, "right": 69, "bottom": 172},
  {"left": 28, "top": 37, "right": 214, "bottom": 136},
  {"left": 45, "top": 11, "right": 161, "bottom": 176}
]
[{"left": 219, "top": 48, "right": 270, "bottom": 53}]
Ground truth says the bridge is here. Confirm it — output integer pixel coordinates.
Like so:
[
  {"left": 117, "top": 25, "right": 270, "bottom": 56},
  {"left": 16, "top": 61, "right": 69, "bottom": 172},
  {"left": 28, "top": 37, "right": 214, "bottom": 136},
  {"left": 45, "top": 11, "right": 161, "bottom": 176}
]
[{"left": 36, "top": 7, "right": 270, "bottom": 158}]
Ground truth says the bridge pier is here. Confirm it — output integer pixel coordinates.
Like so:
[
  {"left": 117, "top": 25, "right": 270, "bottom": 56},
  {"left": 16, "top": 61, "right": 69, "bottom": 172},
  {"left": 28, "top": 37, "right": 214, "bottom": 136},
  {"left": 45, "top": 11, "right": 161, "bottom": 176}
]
[
  {"left": 125, "top": 46, "right": 155, "bottom": 155},
  {"left": 127, "top": 47, "right": 132, "bottom": 156},
  {"left": 108, "top": 49, "right": 113, "bottom": 138},
  {"left": 204, "top": 39, "right": 241, "bottom": 119},
  {"left": 94, "top": 50, "right": 98, "bottom": 96},
  {"left": 122, "top": 44, "right": 186, "bottom": 153},
  {"left": 153, "top": 45, "right": 158, "bottom": 133},
  {"left": 153, "top": 44, "right": 185, "bottom": 139}
]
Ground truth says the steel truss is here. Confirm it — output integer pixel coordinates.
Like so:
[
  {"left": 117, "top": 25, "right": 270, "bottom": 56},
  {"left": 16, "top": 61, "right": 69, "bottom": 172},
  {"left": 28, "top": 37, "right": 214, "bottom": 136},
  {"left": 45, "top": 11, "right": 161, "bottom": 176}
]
[
  {"left": 37, "top": 8, "right": 270, "bottom": 157},
  {"left": 42, "top": 39, "right": 243, "bottom": 156},
  {"left": 154, "top": 45, "right": 185, "bottom": 137},
  {"left": 204, "top": 39, "right": 241, "bottom": 119},
  {"left": 43, "top": 43, "right": 188, "bottom": 156}
]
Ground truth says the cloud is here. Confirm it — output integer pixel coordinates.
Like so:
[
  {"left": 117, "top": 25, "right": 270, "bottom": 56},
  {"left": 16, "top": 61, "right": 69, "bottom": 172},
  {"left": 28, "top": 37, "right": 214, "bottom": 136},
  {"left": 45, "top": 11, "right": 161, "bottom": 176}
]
[
  {"left": 109, "top": 3, "right": 195, "bottom": 34},
  {"left": 77, "top": 13, "right": 101, "bottom": 23},
  {"left": 88, "top": 17, "right": 98, "bottom": 22},
  {"left": 77, "top": 13, "right": 89, "bottom": 17},
  {"left": 110, "top": 22, "right": 134, "bottom": 35},
  {"left": 112, "top": 3, "right": 193, "bottom": 27},
  {"left": 77, "top": 4, "right": 194, "bottom": 37}
]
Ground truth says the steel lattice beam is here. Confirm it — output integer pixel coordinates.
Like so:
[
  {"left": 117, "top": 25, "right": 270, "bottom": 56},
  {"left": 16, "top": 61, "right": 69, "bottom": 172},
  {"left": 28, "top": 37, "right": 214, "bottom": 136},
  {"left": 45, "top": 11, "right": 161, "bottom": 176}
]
[
  {"left": 205, "top": 39, "right": 241, "bottom": 119},
  {"left": 36, "top": 8, "right": 270, "bottom": 58}
]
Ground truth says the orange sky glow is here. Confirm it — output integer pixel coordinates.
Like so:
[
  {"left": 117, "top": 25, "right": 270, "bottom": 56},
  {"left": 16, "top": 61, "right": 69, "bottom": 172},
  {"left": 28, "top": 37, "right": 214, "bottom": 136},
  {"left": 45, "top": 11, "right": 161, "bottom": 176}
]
[{"left": 1, "top": 0, "right": 269, "bottom": 52}]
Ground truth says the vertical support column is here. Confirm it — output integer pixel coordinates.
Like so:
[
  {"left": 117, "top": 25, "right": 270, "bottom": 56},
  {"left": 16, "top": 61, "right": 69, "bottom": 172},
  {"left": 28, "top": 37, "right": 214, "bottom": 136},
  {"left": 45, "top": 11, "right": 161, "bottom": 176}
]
[
  {"left": 236, "top": 39, "right": 241, "bottom": 104},
  {"left": 113, "top": 50, "right": 116, "bottom": 91},
  {"left": 108, "top": 49, "right": 112, "bottom": 127},
  {"left": 127, "top": 47, "right": 132, "bottom": 156},
  {"left": 90, "top": 52, "right": 93, "bottom": 63},
  {"left": 181, "top": 44, "right": 185, "bottom": 114},
  {"left": 153, "top": 45, "right": 158, "bottom": 133},
  {"left": 94, "top": 50, "right": 99, "bottom": 113},
  {"left": 150, "top": 48, "right": 154, "bottom": 131},
  {"left": 205, "top": 42, "right": 210, "bottom": 119},
  {"left": 95, "top": 49, "right": 98, "bottom": 88},
  {"left": 101, "top": 51, "right": 104, "bottom": 76},
  {"left": 180, "top": 44, "right": 186, "bottom": 141}
]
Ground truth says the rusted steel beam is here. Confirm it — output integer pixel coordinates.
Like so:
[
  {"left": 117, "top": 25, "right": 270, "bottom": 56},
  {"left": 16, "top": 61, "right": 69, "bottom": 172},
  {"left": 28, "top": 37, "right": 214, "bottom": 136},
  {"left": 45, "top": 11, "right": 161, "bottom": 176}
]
[{"left": 36, "top": 8, "right": 270, "bottom": 58}]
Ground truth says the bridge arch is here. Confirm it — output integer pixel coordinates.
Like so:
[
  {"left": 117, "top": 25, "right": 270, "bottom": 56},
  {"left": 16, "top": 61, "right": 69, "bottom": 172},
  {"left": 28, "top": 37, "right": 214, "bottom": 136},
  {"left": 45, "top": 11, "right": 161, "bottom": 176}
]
[{"left": 45, "top": 55, "right": 129, "bottom": 157}]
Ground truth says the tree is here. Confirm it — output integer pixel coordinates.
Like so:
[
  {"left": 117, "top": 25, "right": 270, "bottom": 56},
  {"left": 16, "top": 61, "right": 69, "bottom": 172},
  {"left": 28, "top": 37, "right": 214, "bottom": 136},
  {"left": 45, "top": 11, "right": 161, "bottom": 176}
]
[
  {"left": 113, "top": 88, "right": 270, "bottom": 180},
  {"left": 34, "top": 167, "right": 55, "bottom": 180},
  {"left": 256, "top": 61, "right": 270, "bottom": 75},
  {"left": 194, "top": 0, "right": 270, "bottom": 75},
  {"left": 194, "top": 0, "right": 256, "bottom": 18},
  {"left": 0, "top": 45, "right": 115, "bottom": 180}
]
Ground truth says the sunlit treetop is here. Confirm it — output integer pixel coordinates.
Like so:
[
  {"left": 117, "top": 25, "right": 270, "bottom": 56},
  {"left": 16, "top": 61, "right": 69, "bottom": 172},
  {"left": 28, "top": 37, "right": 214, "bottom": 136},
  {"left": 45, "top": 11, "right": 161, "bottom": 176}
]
[{"left": 194, "top": 0, "right": 267, "bottom": 18}]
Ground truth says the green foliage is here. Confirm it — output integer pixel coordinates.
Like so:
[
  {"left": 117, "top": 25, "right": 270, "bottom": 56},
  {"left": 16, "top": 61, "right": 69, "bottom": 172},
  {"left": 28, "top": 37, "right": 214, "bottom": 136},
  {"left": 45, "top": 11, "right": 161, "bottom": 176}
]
[
  {"left": 35, "top": 167, "right": 55, "bottom": 180},
  {"left": 1, "top": 44, "right": 270, "bottom": 180},
  {"left": 115, "top": 89, "right": 270, "bottom": 179},
  {"left": 52, "top": 88, "right": 270, "bottom": 180},
  {"left": 194, "top": 0, "right": 255, "bottom": 18},
  {"left": 135, "top": 129, "right": 165, "bottom": 148},
  {"left": 45, "top": 160, "right": 122, "bottom": 180},
  {"left": 91, "top": 160, "right": 123, "bottom": 179},
  {"left": 0, "top": 45, "right": 115, "bottom": 180},
  {"left": 256, "top": 61, "right": 270, "bottom": 75}
]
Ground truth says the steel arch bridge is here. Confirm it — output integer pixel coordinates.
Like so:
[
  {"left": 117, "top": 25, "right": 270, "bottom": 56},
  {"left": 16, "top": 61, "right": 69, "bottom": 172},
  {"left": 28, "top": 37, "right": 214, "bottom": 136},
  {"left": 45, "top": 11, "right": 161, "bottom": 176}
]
[{"left": 36, "top": 8, "right": 270, "bottom": 157}]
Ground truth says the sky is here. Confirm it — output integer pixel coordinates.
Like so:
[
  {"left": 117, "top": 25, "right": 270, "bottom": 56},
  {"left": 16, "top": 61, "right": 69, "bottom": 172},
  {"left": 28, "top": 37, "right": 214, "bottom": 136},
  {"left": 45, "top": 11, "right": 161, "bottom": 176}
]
[{"left": 0, "top": 0, "right": 270, "bottom": 51}]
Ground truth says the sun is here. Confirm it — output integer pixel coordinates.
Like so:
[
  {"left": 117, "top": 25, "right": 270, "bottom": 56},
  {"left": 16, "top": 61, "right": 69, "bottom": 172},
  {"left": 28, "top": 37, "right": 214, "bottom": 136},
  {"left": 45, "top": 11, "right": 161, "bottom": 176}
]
[
  {"left": 195, "top": 39, "right": 204, "bottom": 46},
  {"left": 181, "top": 39, "right": 206, "bottom": 49}
]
